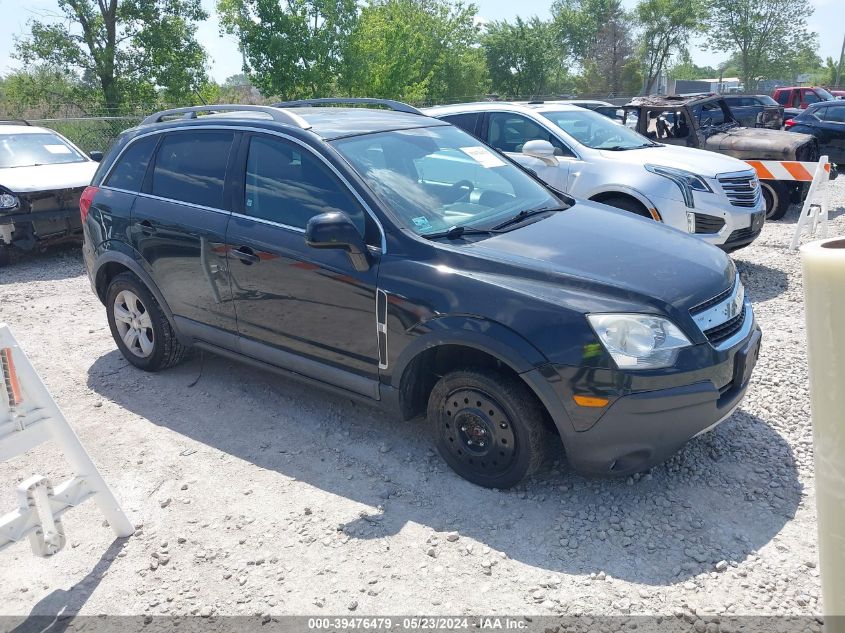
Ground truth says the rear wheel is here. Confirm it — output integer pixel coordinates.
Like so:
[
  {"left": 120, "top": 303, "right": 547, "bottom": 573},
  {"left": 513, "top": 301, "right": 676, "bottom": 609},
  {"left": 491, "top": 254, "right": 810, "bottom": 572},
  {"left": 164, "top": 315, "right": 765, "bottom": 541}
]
[
  {"left": 106, "top": 272, "right": 187, "bottom": 371},
  {"left": 761, "top": 180, "right": 790, "bottom": 220},
  {"left": 427, "top": 369, "right": 551, "bottom": 488}
]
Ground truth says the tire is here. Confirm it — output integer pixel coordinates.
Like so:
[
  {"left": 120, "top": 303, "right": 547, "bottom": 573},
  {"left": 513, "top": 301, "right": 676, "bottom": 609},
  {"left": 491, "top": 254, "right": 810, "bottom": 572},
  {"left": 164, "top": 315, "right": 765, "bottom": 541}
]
[
  {"left": 427, "top": 369, "right": 551, "bottom": 488},
  {"left": 599, "top": 195, "right": 654, "bottom": 220},
  {"left": 761, "top": 180, "right": 790, "bottom": 220},
  {"left": 105, "top": 272, "right": 187, "bottom": 371},
  {"left": 0, "top": 245, "right": 9, "bottom": 267}
]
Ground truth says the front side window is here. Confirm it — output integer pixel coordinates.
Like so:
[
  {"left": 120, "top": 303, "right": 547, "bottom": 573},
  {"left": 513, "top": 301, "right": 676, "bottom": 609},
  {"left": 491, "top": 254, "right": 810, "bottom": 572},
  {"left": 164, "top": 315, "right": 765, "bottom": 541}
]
[
  {"left": 804, "top": 90, "right": 821, "bottom": 105},
  {"left": 244, "top": 135, "right": 365, "bottom": 233},
  {"left": 0, "top": 131, "right": 87, "bottom": 168},
  {"left": 151, "top": 131, "right": 234, "bottom": 208},
  {"left": 486, "top": 113, "right": 571, "bottom": 156},
  {"left": 332, "top": 125, "right": 562, "bottom": 237},
  {"left": 775, "top": 91, "right": 790, "bottom": 105},
  {"left": 105, "top": 136, "right": 158, "bottom": 192},
  {"left": 543, "top": 109, "right": 657, "bottom": 148},
  {"left": 821, "top": 106, "right": 845, "bottom": 123}
]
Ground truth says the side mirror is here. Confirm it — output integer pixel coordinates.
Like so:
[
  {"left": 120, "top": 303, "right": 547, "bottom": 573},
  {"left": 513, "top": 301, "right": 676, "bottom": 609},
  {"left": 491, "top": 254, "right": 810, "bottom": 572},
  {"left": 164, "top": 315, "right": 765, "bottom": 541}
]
[
  {"left": 305, "top": 212, "right": 370, "bottom": 272},
  {"left": 89, "top": 151, "right": 104, "bottom": 162},
  {"left": 522, "top": 140, "right": 558, "bottom": 165}
]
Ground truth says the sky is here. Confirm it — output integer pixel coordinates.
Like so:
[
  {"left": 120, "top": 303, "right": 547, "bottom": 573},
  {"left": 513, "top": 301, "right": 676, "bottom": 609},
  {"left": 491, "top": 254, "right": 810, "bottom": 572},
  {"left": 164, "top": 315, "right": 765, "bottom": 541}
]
[{"left": 0, "top": 0, "right": 842, "bottom": 84}]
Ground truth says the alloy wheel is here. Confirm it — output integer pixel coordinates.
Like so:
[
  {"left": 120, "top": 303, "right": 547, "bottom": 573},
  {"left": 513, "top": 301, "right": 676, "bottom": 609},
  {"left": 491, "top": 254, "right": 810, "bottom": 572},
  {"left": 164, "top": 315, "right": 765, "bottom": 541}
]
[{"left": 113, "top": 289, "right": 155, "bottom": 358}]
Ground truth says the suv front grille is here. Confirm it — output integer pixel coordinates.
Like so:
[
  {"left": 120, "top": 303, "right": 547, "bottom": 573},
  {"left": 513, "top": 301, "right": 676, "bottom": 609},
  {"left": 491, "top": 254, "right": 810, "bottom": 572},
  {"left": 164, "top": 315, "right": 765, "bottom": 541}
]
[
  {"left": 718, "top": 172, "right": 761, "bottom": 208},
  {"left": 704, "top": 306, "right": 747, "bottom": 345},
  {"left": 694, "top": 213, "right": 726, "bottom": 234},
  {"left": 690, "top": 274, "right": 748, "bottom": 347}
]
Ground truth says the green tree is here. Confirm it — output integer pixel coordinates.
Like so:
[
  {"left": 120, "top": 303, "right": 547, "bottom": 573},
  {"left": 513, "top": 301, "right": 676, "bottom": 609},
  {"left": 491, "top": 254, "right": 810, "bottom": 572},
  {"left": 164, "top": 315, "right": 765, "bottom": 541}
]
[
  {"left": 15, "top": 0, "right": 209, "bottom": 112},
  {"left": 552, "top": 0, "right": 640, "bottom": 95},
  {"left": 342, "top": 0, "right": 487, "bottom": 104},
  {"left": 704, "top": 0, "right": 817, "bottom": 90},
  {"left": 0, "top": 67, "right": 96, "bottom": 116},
  {"left": 218, "top": 0, "right": 359, "bottom": 100},
  {"left": 667, "top": 52, "right": 718, "bottom": 80},
  {"left": 635, "top": 0, "right": 705, "bottom": 93},
  {"left": 483, "top": 17, "right": 566, "bottom": 98}
]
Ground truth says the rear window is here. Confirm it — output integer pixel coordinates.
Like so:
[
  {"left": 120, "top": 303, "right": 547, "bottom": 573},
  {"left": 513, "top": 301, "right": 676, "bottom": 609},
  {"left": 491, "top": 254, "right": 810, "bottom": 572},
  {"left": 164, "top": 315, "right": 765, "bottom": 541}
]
[
  {"left": 150, "top": 132, "right": 234, "bottom": 209},
  {"left": 105, "top": 136, "right": 158, "bottom": 192},
  {"left": 0, "top": 131, "right": 86, "bottom": 168},
  {"left": 440, "top": 113, "right": 481, "bottom": 135}
]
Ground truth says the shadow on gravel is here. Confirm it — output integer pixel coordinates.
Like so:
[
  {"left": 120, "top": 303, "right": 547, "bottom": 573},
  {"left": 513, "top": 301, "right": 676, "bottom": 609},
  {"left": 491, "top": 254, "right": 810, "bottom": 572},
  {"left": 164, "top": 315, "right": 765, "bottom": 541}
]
[
  {"left": 87, "top": 350, "right": 800, "bottom": 587},
  {"left": 0, "top": 243, "right": 84, "bottom": 284},
  {"left": 735, "top": 260, "right": 789, "bottom": 302},
  {"left": 8, "top": 539, "right": 126, "bottom": 632}
]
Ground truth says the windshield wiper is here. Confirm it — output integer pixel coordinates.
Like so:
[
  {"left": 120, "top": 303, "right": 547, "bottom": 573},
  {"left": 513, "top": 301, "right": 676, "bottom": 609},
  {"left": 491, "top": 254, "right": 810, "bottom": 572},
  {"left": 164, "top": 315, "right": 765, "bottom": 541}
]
[
  {"left": 491, "top": 206, "right": 566, "bottom": 231},
  {"left": 421, "top": 225, "right": 502, "bottom": 240}
]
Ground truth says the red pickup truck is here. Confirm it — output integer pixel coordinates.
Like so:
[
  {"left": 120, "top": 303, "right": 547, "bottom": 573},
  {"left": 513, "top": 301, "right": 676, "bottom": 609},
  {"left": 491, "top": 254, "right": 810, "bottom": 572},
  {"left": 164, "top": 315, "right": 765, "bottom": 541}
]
[{"left": 773, "top": 86, "right": 838, "bottom": 119}]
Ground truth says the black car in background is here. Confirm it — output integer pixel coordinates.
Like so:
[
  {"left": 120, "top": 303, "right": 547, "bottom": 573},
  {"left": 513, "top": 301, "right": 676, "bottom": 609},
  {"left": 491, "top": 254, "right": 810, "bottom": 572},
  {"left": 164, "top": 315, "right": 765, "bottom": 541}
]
[
  {"left": 81, "top": 101, "right": 760, "bottom": 488},
  {"left": 786, "top": 101, "right": 845, "bottom": 167},
  {"left": 722, "top": 95, "right": 783, "bottom": 130}
]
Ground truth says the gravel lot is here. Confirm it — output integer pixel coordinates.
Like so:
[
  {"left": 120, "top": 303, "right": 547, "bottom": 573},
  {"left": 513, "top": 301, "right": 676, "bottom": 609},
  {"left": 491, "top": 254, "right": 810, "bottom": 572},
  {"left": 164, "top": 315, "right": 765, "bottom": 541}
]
[{"left": 1, "top": 178, "right": 843, "bottom": 627}]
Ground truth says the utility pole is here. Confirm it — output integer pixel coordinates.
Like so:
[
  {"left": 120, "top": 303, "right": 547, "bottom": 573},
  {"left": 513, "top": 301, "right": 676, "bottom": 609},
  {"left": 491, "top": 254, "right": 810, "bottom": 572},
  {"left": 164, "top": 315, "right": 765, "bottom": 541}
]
[{"left": 836, "top": 33, "right": 845, "bottom": 88}]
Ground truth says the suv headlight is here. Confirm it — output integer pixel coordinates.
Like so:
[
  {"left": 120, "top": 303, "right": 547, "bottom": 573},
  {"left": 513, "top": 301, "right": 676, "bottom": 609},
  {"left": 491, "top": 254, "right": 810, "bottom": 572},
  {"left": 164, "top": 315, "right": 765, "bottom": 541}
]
[
  {"left": 645, "top": 165, "right": 712, "bottom": 208},
  {"left": 0, "top": 193, "right": 19, "bottom": 209},
  {"left": 587, "top": 313, "right": 692, "bottom": 369}
]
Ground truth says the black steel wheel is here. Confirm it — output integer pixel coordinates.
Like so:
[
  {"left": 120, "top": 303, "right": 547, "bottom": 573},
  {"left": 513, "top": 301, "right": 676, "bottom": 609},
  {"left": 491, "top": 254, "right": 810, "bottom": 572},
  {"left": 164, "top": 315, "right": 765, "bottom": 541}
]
[{"left": 427, "top": 369, "right": 551, "bottom": 488}]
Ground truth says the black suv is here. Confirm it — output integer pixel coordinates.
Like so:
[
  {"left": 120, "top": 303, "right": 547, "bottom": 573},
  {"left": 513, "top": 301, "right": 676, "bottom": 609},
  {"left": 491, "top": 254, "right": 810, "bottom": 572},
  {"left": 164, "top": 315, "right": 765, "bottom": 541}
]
[{"left": 81, "top": 100, "right": 761, "bottom": 488}]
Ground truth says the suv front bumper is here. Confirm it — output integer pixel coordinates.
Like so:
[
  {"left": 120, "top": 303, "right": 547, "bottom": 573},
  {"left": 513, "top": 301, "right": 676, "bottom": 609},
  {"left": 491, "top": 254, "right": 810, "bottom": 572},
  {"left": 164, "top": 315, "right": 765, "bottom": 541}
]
[{"left": 526, "top": 319, "right": 761, "bottom": 476}]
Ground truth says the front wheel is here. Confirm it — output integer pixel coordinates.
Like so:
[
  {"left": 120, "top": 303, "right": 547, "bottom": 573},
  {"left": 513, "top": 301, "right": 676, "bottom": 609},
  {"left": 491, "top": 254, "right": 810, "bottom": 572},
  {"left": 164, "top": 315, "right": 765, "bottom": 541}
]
[
  {"left": 427, "top": 369, "right": 552, "bottom": 488},
  {"left": 761, "top": 180, "right": 790, "bottom": 220}
]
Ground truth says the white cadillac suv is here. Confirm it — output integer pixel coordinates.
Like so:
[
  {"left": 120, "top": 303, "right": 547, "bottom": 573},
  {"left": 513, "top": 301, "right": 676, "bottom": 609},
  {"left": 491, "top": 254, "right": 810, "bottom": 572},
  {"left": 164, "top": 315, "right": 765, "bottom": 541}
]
[{"left": 425, "top": 102, "right": 766, "bottom": 252}]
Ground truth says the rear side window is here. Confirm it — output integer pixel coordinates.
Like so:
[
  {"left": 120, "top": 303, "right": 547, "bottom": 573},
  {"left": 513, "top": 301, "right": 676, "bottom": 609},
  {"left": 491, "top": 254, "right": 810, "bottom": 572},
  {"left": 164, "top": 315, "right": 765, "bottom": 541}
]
[
  {"left": 105, "top": 136, "right": 158, "bottom": 192},
  {"left": 820, "top": 106, "right": 845, "bottom": 122},
  {"left": 151, "top": 131, "right": 234, "bottom": 208},
  {"left": 440, "top": 113, "right": 481, "bottom": 136},
  {"left": 244, "top": 135, "right": 365, "bottom": 233}
]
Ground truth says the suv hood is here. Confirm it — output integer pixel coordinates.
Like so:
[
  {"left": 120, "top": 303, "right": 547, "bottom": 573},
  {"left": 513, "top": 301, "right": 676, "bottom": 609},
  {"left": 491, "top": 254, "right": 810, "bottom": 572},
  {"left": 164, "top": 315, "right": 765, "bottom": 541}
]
[
  {"left": 0, "top": 161, "right": 97, "bottom": 193},
  {"left": 703, "top": 127, "right": 815, "bottom": 161},
  {"left": 463, "top": 200, "right": 734, "bottom": 314},
  {"left": 598, "top": 144, "right": 752, "bottom": 177}
]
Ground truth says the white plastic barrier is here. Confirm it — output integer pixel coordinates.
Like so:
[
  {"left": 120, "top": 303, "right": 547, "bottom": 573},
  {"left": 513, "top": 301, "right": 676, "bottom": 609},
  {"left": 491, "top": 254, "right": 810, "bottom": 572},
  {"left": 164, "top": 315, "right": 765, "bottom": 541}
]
[
  {"left": 801, "top": 240, "right": 845, "bottom": 630},
  {"left": 790, "top": 156, "right": 832, "bottom": 250},
  {"left": 0, "top": 323, "right": 133, "bottom": 556}
]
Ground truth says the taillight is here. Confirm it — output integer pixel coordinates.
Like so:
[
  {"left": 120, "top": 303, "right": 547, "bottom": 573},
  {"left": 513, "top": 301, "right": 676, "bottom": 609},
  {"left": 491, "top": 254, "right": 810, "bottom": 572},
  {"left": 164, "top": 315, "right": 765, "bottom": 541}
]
[
  {"left": 79, "top": 186, "right": 98, "bottom": 221},
  {"left": 784, "top": 119, "right": 795, "bottom": 128}
]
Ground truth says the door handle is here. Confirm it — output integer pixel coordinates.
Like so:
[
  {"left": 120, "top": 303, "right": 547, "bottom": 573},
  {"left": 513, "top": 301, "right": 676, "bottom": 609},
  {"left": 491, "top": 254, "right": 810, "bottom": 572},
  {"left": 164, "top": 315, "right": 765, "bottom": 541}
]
[
  {"left": 138, "top": 220, "right": 156, "bottom": 235},
  {"left": 230, "top": 246, "right": 260, "bottom": 264}
]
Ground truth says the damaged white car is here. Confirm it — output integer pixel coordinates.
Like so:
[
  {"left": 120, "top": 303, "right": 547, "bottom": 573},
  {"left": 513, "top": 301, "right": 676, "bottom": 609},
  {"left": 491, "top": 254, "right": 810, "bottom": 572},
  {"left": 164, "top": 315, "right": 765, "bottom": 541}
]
[{"left": 0, "top": 121, "right": 100, "bottom": 265}]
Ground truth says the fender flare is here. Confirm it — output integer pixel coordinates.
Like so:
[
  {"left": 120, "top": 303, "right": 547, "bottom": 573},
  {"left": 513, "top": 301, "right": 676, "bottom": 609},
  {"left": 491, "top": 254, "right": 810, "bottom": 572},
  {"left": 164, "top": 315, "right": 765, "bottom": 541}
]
[
  {"left": 390, "top": 315, "right": 548, "bottom": 387},
  {"left": 92, "top": 247, "right": 183, "bottom": 340}
]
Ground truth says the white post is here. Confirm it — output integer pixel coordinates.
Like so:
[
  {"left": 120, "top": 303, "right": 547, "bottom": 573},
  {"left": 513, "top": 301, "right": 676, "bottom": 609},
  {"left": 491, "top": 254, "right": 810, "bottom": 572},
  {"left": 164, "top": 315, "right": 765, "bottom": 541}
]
[{"left": 800, "top": 239, "right": 845, "bottom": 631}]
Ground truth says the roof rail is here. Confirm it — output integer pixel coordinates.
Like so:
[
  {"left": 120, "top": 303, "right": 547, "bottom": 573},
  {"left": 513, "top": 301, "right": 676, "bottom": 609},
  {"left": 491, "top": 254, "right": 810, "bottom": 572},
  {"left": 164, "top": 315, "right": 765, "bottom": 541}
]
[
  {"left": 141, "top": 105, "right": 311, "bottom": 129},
  {"left": 0, "top": 119, "right": 31, "bottom": 126},
  {"left": 272, "top": 98, "right": 423, "bottom": 115}
]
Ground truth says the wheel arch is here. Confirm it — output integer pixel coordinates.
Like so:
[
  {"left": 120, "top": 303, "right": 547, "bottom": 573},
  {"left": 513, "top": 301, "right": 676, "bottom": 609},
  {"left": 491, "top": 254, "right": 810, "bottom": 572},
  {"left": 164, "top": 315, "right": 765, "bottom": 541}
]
[
  {"left": 391, "top": 317, "right": 571, "bottom": 434},
  {"left": 93, "top": 249, "right": 183, "bottom": 341},
  {"left": 588, "top": 187, "right": 661, "bottom": 220}
]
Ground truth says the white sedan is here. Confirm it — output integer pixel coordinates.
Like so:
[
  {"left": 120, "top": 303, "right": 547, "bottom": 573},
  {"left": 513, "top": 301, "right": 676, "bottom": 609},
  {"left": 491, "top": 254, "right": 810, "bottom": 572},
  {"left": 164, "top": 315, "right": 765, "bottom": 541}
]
[{"left": 0, "top": 121, "right": 100, "bottom": 265}]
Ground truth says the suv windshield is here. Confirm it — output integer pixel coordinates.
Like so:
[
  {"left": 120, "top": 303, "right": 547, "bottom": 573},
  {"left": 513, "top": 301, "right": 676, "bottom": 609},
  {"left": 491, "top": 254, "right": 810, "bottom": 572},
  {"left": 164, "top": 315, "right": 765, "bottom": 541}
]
[
  {"left": 332, "top": 125, "right": 562, "bottom": 236},
  {"left": 0, "top": 132, "right": 86, "bottom": 168},
  {"left": 541, "top": 109, "right": 656, "bottom": 150},
  {"left": 815, "top": 87, "right": 836, "bottom": 102}
]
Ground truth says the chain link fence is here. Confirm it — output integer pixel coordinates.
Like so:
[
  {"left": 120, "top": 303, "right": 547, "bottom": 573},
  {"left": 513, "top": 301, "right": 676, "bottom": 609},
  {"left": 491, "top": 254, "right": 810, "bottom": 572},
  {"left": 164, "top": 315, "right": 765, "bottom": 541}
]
[{"left": 29, "top": 116, "right": 143, "bottom": 154}]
